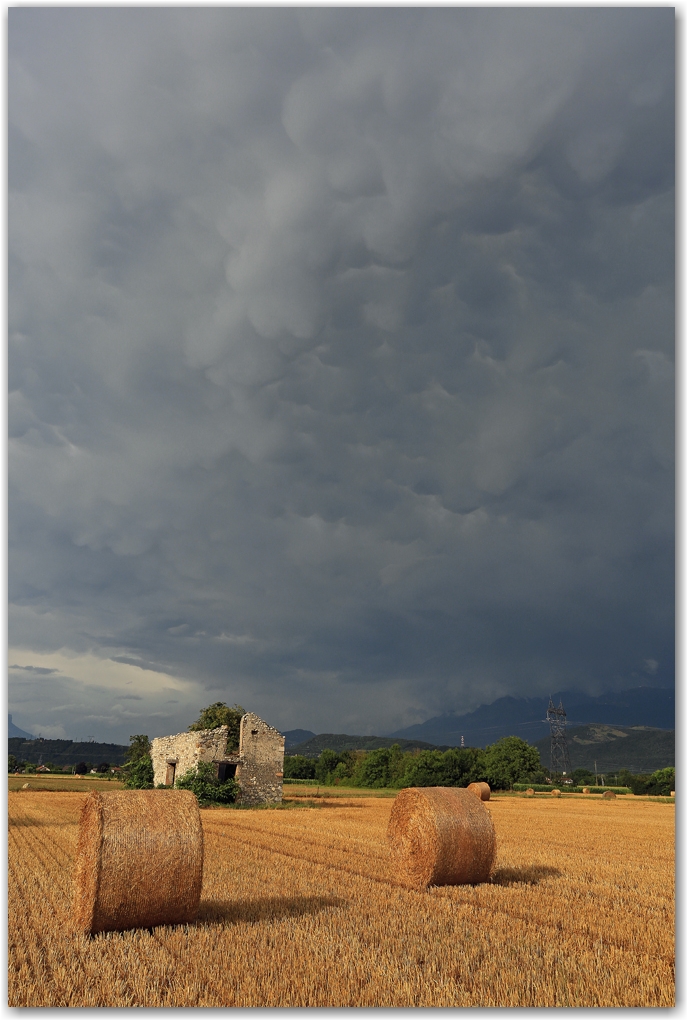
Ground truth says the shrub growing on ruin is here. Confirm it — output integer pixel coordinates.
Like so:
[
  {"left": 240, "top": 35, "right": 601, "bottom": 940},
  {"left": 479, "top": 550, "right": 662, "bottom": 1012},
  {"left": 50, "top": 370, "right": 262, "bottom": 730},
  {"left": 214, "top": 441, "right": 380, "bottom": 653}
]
[
  {"left": 175, "top": 761, "right": 240, "bottom": 806},
  {"left": 188, "top": 702, "right": 245, "bottom": 752}
]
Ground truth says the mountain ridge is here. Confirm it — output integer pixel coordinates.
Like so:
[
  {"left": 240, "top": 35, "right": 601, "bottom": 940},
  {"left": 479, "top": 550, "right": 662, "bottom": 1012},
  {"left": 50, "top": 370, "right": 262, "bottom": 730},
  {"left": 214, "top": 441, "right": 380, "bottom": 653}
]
[
  {"left": 535, "top": 724, "right": 674, "bottom": 774},
  {"left": 386, "top": 686, "right": 674, "bottom": 748},
  {"left": 8, "top": 715, "right": 35, "bottom": 740}
]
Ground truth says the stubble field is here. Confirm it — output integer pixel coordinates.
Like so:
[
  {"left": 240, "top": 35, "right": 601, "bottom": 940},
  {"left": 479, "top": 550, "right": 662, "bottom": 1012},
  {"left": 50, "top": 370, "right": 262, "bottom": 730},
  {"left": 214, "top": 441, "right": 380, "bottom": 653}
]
[{"left": 9, "top": 788, "right": 674, "bottom": 1007}]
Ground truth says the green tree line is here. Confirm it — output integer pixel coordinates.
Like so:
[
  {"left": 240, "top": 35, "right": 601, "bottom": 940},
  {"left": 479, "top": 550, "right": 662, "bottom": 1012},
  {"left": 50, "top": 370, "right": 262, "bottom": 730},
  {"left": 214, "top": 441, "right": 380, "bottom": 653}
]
[{"left": 285, "top": 736, "right": 542, "bottom": 790}]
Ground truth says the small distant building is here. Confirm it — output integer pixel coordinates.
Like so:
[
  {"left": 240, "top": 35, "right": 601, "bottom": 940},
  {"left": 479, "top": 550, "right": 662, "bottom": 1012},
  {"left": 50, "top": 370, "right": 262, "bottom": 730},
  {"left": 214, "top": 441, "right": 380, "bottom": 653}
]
[{"left": 151, "top": 712, "right": 285, "bottom": 806}]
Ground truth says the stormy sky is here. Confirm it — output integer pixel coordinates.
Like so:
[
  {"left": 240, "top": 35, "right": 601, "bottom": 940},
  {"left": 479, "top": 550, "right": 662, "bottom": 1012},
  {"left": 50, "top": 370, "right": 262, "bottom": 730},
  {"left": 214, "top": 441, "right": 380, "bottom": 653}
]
[{"left": 9, "top": 9, "right": 674, "bottom": 744}]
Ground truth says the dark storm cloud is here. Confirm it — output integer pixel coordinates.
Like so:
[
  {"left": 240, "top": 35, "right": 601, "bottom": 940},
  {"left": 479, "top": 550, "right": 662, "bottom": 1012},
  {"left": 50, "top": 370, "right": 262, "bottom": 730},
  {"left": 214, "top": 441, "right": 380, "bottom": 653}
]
[{"left": 8, "top": 9, "right": 673, "bottom": 741}]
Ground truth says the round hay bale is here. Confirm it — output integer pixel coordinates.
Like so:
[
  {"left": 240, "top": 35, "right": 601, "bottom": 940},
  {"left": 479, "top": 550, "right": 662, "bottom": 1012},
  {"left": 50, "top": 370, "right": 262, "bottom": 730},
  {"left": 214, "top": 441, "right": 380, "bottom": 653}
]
[
  {"left": 72, "top": 790, "right": 204, "bottom": 935},
  {"left": 525, "top": 788, "right": 535, "bottom": 797},
  {"left": 467, "top": 782, "right": 491, "bottom": 802},
  {"left": 551, "top": 789, "right": 561, "bottom": 797},
  {"left": 582, "top": 787, "right": 590, "bottom": 794},
  {"left": 387, "top": 787, "right": 496, "bottom": 888},
  {"left": 602, "top": 790, "right": 616, "bottom": 799}
]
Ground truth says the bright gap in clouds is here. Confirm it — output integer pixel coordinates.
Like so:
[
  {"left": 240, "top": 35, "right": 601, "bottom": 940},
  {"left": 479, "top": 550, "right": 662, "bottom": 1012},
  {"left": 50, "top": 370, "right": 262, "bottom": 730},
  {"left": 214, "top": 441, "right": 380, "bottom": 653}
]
[{"left": 8, "top": 650, "right": 208, "bottom": 743}]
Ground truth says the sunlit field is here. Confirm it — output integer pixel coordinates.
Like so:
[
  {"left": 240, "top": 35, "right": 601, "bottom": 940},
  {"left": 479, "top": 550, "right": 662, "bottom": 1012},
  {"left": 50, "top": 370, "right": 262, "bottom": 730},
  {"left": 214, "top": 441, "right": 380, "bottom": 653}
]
[
  {"left": 9, "top": 774, "right": 125, "bottom": 793},
  {"left": 9, "top": 789, "right": 674, "bottom": 1006}
]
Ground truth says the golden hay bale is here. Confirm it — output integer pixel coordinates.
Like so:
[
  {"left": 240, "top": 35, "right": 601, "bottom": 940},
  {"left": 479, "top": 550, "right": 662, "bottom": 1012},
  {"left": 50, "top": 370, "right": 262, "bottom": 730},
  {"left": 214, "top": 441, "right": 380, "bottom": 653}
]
[
  {"left": 551, "top": 789, "right": 561, "bottom": 797},
  {"left": 467, "top": 781, "right": 491, "bottom": 801},
  {"left": 582, "top": 787, "right": 591, "bottom": 794},
  {"left": 72, "top": 790, "right": 204, "bottom": 935},
  {"left": 387, "top": 787, "right": 496, "bottom": 888},
  {"left": 602, "top": 790, "right": 616, "bottom": 799},
  {"left": 525, "top": 788, "right": 535, "bottom": 797}
]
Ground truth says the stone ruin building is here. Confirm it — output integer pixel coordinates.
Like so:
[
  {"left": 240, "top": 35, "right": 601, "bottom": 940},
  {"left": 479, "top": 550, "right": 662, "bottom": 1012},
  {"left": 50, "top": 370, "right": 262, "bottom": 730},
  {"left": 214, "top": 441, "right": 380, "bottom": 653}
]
[{"left": 151, "top": 711, "right": 285, "bottom": 805}]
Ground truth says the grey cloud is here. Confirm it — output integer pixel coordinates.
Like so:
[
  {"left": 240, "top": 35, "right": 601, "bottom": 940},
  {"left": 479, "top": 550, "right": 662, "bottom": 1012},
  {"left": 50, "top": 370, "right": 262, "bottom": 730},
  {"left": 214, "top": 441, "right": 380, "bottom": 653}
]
[
  {"left": 9, "top": 9, "right": 673, "bottom": 739},
  {"left": 10, "top": 664, "right": 59, "bottom": 675}
]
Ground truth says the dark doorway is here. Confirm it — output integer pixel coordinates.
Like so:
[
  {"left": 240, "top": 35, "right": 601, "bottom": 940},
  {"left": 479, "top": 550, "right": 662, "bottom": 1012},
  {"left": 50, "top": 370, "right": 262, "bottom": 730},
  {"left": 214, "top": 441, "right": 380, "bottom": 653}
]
[
  {"left": 217, "top": 763, "right": 237, "bottom": 782},
  {"left": 165, "top": 763, "right": 176, "bottom": 786}
]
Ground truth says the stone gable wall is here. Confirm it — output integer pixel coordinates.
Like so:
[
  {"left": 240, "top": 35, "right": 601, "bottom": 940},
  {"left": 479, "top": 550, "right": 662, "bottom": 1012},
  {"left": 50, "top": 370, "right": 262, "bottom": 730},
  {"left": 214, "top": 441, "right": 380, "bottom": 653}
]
[{"left": 237, "top": 712, "right": 285, "bottom": 805}]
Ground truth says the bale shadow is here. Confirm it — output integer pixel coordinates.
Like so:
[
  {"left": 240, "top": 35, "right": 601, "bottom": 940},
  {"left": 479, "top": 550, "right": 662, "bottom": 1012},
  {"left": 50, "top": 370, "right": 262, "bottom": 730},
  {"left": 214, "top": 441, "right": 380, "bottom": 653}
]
[
  {"left": 10, "top": 818, "right": 75, "bottom": 827},
  {"left": 284, "top": 800, "right": 365, "bottom": 809},
  {"left": 490, "top": 865, "right": 562, "bottom": 886},
  {"left": 287, "top": 799, "right": 362, "bottom": 807},
  {"left": 197, "top": 894, "right": 347, "bottom": 926}
]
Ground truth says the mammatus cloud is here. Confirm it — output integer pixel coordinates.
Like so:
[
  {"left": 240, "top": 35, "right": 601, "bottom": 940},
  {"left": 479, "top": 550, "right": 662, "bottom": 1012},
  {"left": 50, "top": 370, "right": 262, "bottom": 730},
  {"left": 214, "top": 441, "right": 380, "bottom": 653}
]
[{"left": 9, "top": 10, "right": 673, "bottom": 743}]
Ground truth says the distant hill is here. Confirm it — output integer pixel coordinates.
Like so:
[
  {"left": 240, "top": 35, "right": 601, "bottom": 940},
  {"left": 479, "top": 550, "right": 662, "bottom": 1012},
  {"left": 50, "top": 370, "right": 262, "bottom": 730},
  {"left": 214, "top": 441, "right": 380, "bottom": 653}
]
[
  {"left": 282, "top": 729, "right": 317, "bottom": 750},
  {"left": 286, "top": 733, "right": 447, "bottom": 758},
  {"left": 387, "top": 687, "right": 674, "bottom": 748},
  {"left": 8, "top": 737, "right": 129, "bottom": 767},
  {"left": 8, "top": 715, "right": 34, "bottom": 739},
  {"left": 535, "top": 725, "right": 674, "bottom": 774}
]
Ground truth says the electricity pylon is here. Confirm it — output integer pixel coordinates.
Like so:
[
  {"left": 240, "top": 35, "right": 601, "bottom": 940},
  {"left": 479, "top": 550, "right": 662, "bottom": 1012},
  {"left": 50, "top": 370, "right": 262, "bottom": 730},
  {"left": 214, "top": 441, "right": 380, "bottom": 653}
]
[{"left": 546, "top": 697, "right": 571, "bottom": 776}]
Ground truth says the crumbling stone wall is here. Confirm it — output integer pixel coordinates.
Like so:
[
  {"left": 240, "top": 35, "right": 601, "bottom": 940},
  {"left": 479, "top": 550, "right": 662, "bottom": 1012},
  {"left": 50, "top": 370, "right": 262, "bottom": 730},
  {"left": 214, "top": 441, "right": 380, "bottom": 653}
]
[
  {"left": 151, "top": 712, "right": 284, "bottom": 804},
  {"left": 151, "top": 726, "right": 229, "bottom": 788},
  {"left": 236, "top": 712, "right": 285, "bottom": 805}
]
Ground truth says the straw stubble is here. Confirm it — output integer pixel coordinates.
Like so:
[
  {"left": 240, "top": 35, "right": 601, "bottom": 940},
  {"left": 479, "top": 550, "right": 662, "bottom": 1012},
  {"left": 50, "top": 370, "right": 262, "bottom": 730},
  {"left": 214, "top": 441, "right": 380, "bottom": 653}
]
[
  {"left": 72, "top": 790, "right": 204, "bottom": 934},
  {"left": 387, "top": 786, "right": 496, "bottom": 888}
]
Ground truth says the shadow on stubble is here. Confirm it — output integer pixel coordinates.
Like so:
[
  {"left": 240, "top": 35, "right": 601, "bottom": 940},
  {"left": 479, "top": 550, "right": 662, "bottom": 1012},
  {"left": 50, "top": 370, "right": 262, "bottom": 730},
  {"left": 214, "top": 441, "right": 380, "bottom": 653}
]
[
  {"left": 197, "top": 894, "right": 348, "bottom": 925},
  {"left": 490, "top": 864, "right": 562, "bottom": 886}
]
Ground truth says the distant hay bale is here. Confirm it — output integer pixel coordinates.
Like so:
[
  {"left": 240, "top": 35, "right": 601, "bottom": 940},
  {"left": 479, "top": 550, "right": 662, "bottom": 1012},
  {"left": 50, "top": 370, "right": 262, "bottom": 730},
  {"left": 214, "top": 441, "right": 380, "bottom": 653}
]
[
  {"left": 387, "top": 787, "right": 496, "bottom": 889},
  {"left": 22, "top": 783, "right": 30, "bottom": 789},
  {"left": 525, "top": 788, "right": 535, "bottom": 797},
  {"left": 671, "top": 791, "right": 675, "bottom": 797},
  {"left": 551, "top": 789, "right": 561, "bottom": 797},
  {"left": 467, "top": 782, "right": 491, "bottom": 801},
  {"left": 602, "top": 790, "right": 616, "bottom": 799},
  {"left": 72, "top": 790, "right": 204, "bottom": 935},
  {"left": 582, "top": 787, "right": 590, "bottom": 794}
]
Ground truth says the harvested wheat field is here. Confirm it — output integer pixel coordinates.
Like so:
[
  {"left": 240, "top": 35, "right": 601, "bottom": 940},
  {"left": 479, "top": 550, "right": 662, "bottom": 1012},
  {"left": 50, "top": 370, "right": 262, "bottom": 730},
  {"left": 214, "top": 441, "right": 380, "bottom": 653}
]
[{"left": 9, "top": 789, "right": 674, "bottom": 1007}]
